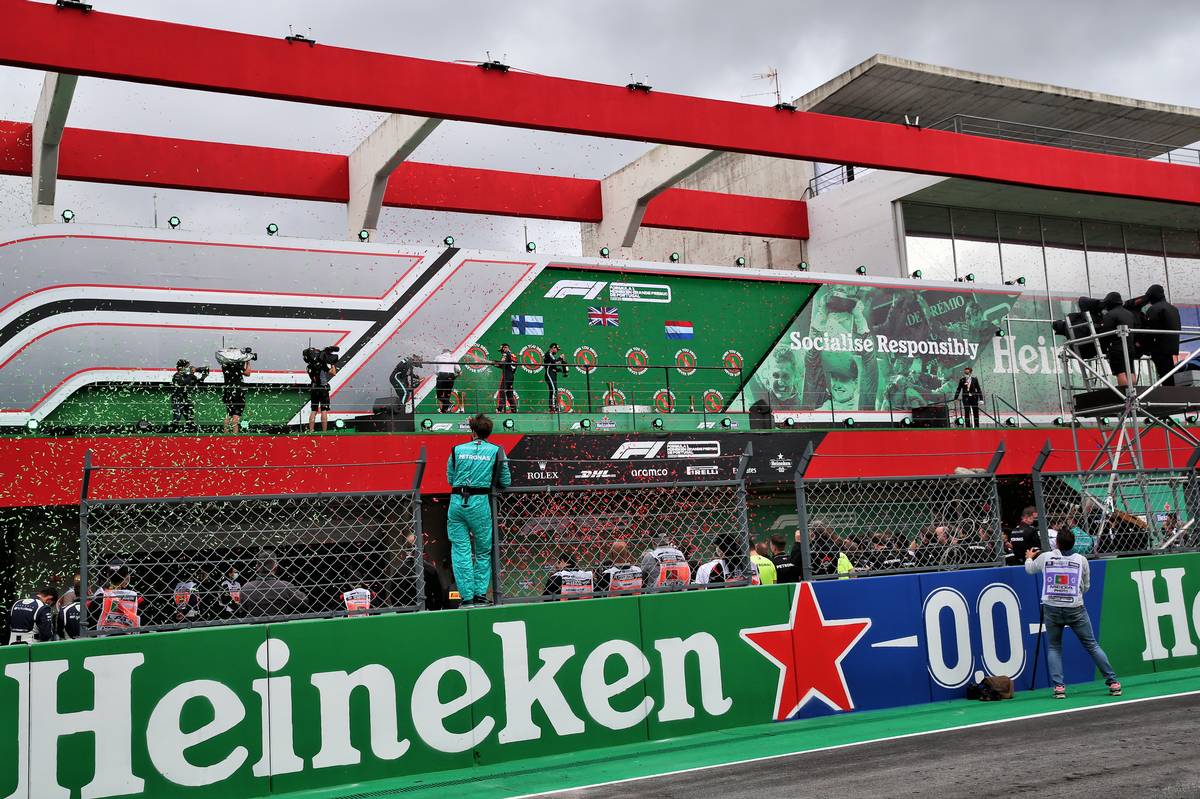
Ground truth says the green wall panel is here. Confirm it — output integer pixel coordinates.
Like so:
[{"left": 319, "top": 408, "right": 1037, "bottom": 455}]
[{"left": 1101, "top": 553, "right": 1200, "bottom": 677}]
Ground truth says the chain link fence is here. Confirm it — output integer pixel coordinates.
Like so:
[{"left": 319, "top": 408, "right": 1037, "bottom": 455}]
[
  {"left": 794, "top": 443, "right": 1007, "bottom": 579},
  {"left": 1032, "top": 443, "right": 1200, "bottom": 557},
  {"left": 492, "top": 448, "right": 754, "bottom": 602},
  {"left": 79, "top": 451, "right": 426, "bottom": 635}
]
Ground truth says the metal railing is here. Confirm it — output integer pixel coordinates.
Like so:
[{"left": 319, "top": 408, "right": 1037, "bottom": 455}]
[
  {"left": 78, "top": 450, "right": 427, "bottom": 634},
  {"left": 489, "top": 446, "right": 754, "bottom": 602},
  {"left": 1031, "top": 441, "right": 1200, "bottom": 558},
  {"left": 794, "top": 441, "right": 1007, "bottom": 579}
]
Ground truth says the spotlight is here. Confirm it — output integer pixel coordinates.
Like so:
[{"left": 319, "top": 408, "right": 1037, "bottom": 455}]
[
  {"left": 774, "top": 101, "right": 798, "bottom": 112},
  {"left": 995, "top": 329, "right": 1005, "bottom": 338},
  {"left": 599, "top": 247, "right": 610, "bottom": 258},
  {"left": 783, "top": 417, "right": 796, "bottom": 428},
  {"left": 503, "top": 418, "right": 515, "bottom": 429},
  {"left": 61, "top": 209, "right": 75, "bottom": 223},
  {"left": 444, "top": 235, "right": 455, "bottom": 246},
  {"left": 911, "top": 269, "right": 923, "bottom": 279},
  {"left": 358, "top": 229, "right": 370, "bottom": 242},
  {"left": 901, "top": 417, "right": 913, "bottom": 427},
  {"left": 720, "top": 417, "right": 732, "bottom": 429},
  {"left": 334, "top": 419, "right": 345, "bottom": 429},
  {"left": 167, "top": 216, "right": 181, "bottom": 229},
  {"left": 735, "top": 256, "right": 746, "bottom": 267},
  {"left": 1099, "top": 417, "right": 1111, "bottom": 426},
  {"left": 843, "top": 417, "right": 855, "bottom": 427},
  {"left": 1188, "top": 415, "right": 1198, "bottom": 424},
  {"left": 955, "top": 416, "right": 965, "bottom": 427},
  {"left": 421, "top": 418, "right": 433, "bottom": 430},
  {"left": 670, "top": 252, "right": 681, "bottom": 263},
  {"left": 266, "top": 223, "right": 279, "bottom": 236},
  {"left": 798, "top": 262, "right": 809, "bottom": 271},
  {"left": 525, "top": 241, "right": 536, "bottom": 253},
  {"left": 25, "top": 419, "right": 38, "bottom": 431},
  {"left": 1005, "top": 276, "right": 1026, "bottom": 286},
  {"left": 135, "top": 418, "right": 152, "bottom": 433},
  {"left": 965, "top": 273, "right": 975, "bottom": 282},
  {"left": 652, "top": 417, "right": 664, "bottom": 429},
  {"left": 1054, "top": 417, "right": 1064, "bottom": 426},
  {"left": 240, "top": 420, "right": 250, "bottom": 430},
  {"left": 855, "top": 265, "right": 867, "bottom": 275},
  {"left": 580, "top": 418, "right": 593, "bottom": 430},
  {"left": 1005, "top": 418, "right": 1017, "bottom": 427}
]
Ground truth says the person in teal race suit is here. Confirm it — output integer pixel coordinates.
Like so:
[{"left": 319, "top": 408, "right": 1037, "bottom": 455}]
[{"left": 446, "top": 414, "right": 512, "bottom": 606}]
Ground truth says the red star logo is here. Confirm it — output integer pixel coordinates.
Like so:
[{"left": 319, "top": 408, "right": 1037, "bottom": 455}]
[{"left": 740, "top": 583, "right": 871, "bottom": 720}]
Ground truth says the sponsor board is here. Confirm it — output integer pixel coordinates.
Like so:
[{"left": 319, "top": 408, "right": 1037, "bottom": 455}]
[
  {"left": 573, "top": 346, "right": 598, "bottom": 375},
  {"left": 686, "top": 464, "right": 721, "bottom": 477},
  {"left": 1, "top": 557, "right": 1148, "bottom": 797},
  {"left": 519, "top": 345, "right": 544, "bottom": 374}
]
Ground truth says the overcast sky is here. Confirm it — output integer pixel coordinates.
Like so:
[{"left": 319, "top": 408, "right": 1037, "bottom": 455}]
[{"left": 2, "top": 0, "right": 1199, "bottom": 253}]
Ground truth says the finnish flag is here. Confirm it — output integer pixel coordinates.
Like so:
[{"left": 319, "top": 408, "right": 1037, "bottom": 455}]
[{"left": 512, "top": 314, "right": 544, "bottom": 335}]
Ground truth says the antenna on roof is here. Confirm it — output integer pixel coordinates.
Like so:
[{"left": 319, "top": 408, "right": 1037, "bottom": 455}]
[{"left": 743, "top": 68, "right": 782, "bottom": 105}]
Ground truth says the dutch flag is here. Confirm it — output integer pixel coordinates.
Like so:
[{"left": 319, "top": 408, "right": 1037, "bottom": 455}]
[
  {"left": 665, "top": 320, "right": 694, "bottom": 340},
  {"left": 511, "top": 314, "right": 544, "bottom": 335}
]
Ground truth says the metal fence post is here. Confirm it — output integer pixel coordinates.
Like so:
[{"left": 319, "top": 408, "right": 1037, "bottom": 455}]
[
  {"left": 793, "top": 441, "right": 815, "bottom": 581},
  {"left": 985, "top": 441, "right": 1007, "bottom": 565},
  {"left": 79, "top": 449, "right": 93, "bottom": 635},
  {"left": 1031, "top": 440, "right": 1053, "bottom": 550},
  {"left": 413, "top": 447, "right": 427, "bottom": 611},
  {"left": 490, "top": 492, "right": 504, "bottom": 604},
  {"left": 736, "top": 442, "right": 754, "bottom": 566}
]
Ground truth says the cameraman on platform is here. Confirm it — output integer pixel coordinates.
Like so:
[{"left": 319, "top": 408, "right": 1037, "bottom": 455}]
[
  {"left": 304, "top": 346, "right": 339, "bottom": 433},
  {"left": 171, "top": 359, "right": 209, "bottom": 430},
  {"left": 217, "top": 347, "right": 255, "bottom": 434}
]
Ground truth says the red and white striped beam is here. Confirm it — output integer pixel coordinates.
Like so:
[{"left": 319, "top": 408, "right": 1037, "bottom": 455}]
[
  {"left": 0, "top": 121, "right": 810, "bottom": 239},
  {"left": 2, "top": 1, "right": 1199, "bottom": 205}
]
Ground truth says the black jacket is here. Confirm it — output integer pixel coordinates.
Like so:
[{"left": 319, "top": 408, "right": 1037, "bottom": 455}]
[
  {"left": 544, "top": 353, "right": 568, "bottom": 380},
  {"left": 1142, "top": 285, "right": 1181, "bottom": 356},
  {"left": 1099, "top": 296, "right": 1139, "bottom": 354},
  {"left": 954, "top": 376, "right": 983, "bottom": 402}
]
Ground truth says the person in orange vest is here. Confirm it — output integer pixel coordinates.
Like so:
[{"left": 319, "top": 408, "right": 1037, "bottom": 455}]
[
  {"left": 342, "top": 584, "right": 373, "bottom": 617},
  {"left": 94, "top": 562, "right": 142, "bottom": 635}
]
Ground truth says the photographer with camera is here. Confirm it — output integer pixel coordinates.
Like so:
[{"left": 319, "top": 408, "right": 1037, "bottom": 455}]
[
  {"left": 170, "top": 359, "right": 209, "bottom": 430},
  {"left": 216, "top": 347, "right": 256, "bottom": 434},
  {"left": 303, "top": 345, "right": 339, "bottom": 433},
  {"left": 1099, "top": 292, "right": 1139, "bottom": 386}
]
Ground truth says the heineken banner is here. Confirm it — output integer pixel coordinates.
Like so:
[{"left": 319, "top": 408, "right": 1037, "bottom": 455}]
[{"left": 6, "top": 554, "right": 1163, "bottom": 799}]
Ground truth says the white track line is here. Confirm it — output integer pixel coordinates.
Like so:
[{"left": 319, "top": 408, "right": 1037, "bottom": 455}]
[{"left": 507, "top": 686, "right": 1200, "bottom": 798}]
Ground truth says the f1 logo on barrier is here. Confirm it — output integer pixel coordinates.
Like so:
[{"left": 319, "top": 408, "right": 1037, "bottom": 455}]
[
  {"left": 612, "top": 441, "right": 665, "bottom": 459},
  {"left": 544, "top": 280, "right": 606, "bottom": 299}
]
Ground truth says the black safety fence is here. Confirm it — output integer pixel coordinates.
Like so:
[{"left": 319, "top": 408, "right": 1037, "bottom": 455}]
[
  {"left": 490, "top": 446, "right": 754, "bottom": 602},
  {"left": 78, "top": 450, "right": 426, "bottom": 635},
  {"left": 794, "top": 442, "right": 1007, "bottom": 579},
  {"left": 1031, "top": 442, "right": 1200, "bottom": 558}
]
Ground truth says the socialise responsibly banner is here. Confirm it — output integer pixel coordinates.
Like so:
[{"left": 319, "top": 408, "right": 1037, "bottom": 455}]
[{"left": 7, "top": 553, "right": 1199, "bottom": 799}]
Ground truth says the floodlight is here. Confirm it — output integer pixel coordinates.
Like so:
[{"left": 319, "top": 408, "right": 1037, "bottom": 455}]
[
  {"left": 444, "top": 235, "right": 455, "bottom": 246},
  {"left": 266, "top": 223, "right": 279, "bottom": 236},
  {"left": 61, "top": 209, "right": 75, "bottom": 223},
  {"left": 525, "top": 241, "right": 536, "bottom": 253},
  {"left": 358, "top": 229, "right": 370, "bottom": 242},
  {"left": 911, "top": 269, "right": 923, "bottom": 279},
  {"left": 599, "top": 247, "right": 610, "bottom": 257},
  {"left": 855, "top": 265, "right": 867, "bottom": 275},
  {"left": 735, "top": 256, "right": 746, "bottom": 267},
  {"left": 670, "top": 252, "right": 680, "bottom": 262},
  {"left": 167, "top": 216, "right": 181, "bottom": 229}
]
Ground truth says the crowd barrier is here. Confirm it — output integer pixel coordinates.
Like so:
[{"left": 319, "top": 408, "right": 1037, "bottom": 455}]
[{"left": 4, "top": 551, "right": 1199, "bottom": 799}]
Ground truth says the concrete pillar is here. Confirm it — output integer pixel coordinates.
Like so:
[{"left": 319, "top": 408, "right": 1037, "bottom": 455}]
[
  {"left": 346, "top": 114, "right": 441, "bottom": 239},
  {"left": 594, "top": 145, "right": 721, "bottom": 249},
  {"left": 31, "top": 72, "right": 78, "bottom": 224}
]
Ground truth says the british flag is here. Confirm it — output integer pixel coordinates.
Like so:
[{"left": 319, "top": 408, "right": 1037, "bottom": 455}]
[{"left": 588, "top": 306, "right": 620, "bottom": 327}]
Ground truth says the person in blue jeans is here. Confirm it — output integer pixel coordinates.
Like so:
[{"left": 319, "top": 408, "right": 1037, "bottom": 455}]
[
  {"left": 445, "top": 414, "right": 511, "bottom": 607},
  {"left": 1025, "top": 528, "right": 1121, "bottom": 699}
]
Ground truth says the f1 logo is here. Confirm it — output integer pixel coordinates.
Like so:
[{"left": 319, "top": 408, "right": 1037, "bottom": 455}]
[
  {"left": 612, "top": 441, "right": 666, "bottom": 459},
  {"left": 544, "top": 280, "right": 606, "bottom": 299}
]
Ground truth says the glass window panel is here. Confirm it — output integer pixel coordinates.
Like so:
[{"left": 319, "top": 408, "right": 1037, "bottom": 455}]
[
  {"left": 1124, "top": 224, "right": 1167, "bottom": 300},
  {"left": 1041, "top": 217, "right": 1090, "bottom": 300},
  {"left": 1165, "top": 228, "right": 1200, "bottom": 309},
  {"left": 902, "top": 203, "right": 956, "bottom": 282},
  {"left": 997, "top": 212, "right": 1050, "bottom": 320},
  {"left": 951, "top": 208, "right": 1002, "bottom": 284},
  {"left": 1082, "top": 220, "right": 1129, "bottom": 297}
]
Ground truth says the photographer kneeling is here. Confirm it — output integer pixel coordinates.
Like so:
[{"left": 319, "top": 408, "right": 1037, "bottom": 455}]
[{"left": 1025, "top": 528, "right": 1121, "bottom": 699}]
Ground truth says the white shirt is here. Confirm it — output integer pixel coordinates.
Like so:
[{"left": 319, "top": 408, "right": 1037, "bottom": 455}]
[
  {"left": 696, "top": 558, "right": 760, "bottom": 586},
  {"left": 1024, "top": 549, "right": 1090, "bottom": 608},
  {"left": 436, "top": 351, "right": 460, "bottom": 375}
]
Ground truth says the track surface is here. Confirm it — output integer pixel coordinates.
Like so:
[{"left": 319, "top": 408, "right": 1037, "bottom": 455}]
[{"left": 540, "top": 693, "right": 1200, "bottom": 799}]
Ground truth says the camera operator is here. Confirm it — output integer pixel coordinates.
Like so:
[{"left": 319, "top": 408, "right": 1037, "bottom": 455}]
[
  {"left": 1132, "top": 284, "right": 1182, "bottom": 385},
  {"left": 496, "top": 343, "right": 518, "bottom": 413},
  {"left": 304, "top": 346, "right": 339, "bottom": 433},
  {"left": 217, "top": 347, "right": 255, "bottom": 434},
  {"left": 1099, "top": 292, "right": 1138, "bottom": 386},
  {"left": 543, "top": 343, "right": 568, "bottom": 412},
  {"left": 1025, "top": 529, "right": 1121, "bottom": 699},
  {"left": 1052, "top": 297, "right": 1104, "bottom": 361},
  {"left": 433, "top": 349, "right": 461, "bottom": 413},
  {"left": 170, "top": 359, "right": 209, "bottom": 430},
  {"left": 390, "top": 354, "right": 422, "bottom": 413}
]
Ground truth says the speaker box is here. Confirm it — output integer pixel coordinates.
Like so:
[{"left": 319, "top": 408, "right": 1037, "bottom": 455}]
[{"left": 911, "top": 404, "right": 949, "bottom": 428}]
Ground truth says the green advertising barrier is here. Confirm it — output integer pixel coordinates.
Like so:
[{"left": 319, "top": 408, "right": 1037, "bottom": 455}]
[
  {"left": 0, "top": 645, "right": 28, "bottom": 799},
  {"left": 21, "top": 624, "right": 269, "bottom": 799},
  {"left": 637, "top": 583, "right": 792, "bottom": 739},
  {"left": 1101, "top": 552, "right": 1200, "bottom": 678}
]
